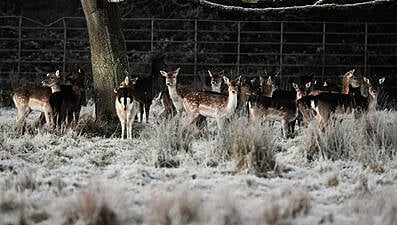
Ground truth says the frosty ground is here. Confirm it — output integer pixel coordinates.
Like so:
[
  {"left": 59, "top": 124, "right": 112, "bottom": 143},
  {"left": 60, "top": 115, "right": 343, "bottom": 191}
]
[{"left": 0, "top": 104, "right": 397, "bottom": 225}]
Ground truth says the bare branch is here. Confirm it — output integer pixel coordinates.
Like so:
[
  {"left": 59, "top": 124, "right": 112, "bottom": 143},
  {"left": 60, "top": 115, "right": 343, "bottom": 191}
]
[{"left": 198, "top": 0, "right": 393, "bottom": 12}]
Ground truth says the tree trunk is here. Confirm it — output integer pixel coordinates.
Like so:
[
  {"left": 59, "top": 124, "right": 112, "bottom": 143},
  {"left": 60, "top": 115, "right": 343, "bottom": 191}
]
[{"left": 80, "top": 0, "right": 128, "bottom": 121}]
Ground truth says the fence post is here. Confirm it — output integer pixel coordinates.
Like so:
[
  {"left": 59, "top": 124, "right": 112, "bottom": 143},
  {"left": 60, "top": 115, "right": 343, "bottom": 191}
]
[
  {"left": 364, "top": 22, "right": 368, "bottom": 75},
  {"left": 322, "top": 21, "right": 326, "bottom": 80},
  {"left": 279, "top": 21, "right": 283, "bottom": 79},
  {"left": 237, "top": 21, "right": 241, "bottom": 75},
  {"left": 63, "top": 18, "right": 67, "bottom": 72},
  {"left": 18, "top": 16, "right": 22, "bottom": 76},
  {"left": 194, "top": 19, "right": 198, "bottom": 83},
  {"left": 151, "top": 18, "right": 154, "bottom": 52}
]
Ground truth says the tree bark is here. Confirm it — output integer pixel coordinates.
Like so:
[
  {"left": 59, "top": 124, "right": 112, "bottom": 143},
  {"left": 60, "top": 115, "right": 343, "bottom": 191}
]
[{"left": 80, "top": 0, "right": 129, "bottom": 121}]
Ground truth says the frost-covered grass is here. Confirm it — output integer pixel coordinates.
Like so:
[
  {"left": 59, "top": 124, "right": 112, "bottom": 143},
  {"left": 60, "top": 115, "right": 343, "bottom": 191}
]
[{"left": 1, "top": 106, "right": 397, "bottom": 225}]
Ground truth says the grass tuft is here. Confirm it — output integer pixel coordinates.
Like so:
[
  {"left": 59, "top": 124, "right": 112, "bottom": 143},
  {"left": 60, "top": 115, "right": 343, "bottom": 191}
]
[{"left": 216, "top": 117, "right": 276, "bottom": 176}]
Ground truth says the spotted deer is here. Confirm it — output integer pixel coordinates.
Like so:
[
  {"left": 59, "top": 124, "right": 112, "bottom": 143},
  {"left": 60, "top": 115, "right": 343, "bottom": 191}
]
[
  {"left": 183, "top": 76, "right": 240, "bottom": 130},
  {"left": 114, "top": 76, "right": 140, "bottom": 139},
  {"left": 208, "top": 69, "right": 224, "bottom": 93},
  {"left": 248, "top": 81, "right": 311, "bottom": 138},
  {"left": 11, "top": 71, "right": 59, "bottom": 127},
  {"left": 310, "top": 77, "right": 385, "bottom": 125}
]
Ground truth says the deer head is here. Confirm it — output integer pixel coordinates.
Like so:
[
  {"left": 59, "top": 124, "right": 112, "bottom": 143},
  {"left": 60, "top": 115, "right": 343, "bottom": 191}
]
[
  {"left": 161, "top": 68, "right": 180, "bottom": 87},
  {"left": 208, "top": 69, "right": 224, "bottom": 93},
  {"left": 292, "top": 81, "right": 312, "bottom": 100},
  {"left": 41, "top": 70, "right": 61, "bottom": 91},
  {"left": 259, "top": 75, "right": 275, "bottom": 97}
]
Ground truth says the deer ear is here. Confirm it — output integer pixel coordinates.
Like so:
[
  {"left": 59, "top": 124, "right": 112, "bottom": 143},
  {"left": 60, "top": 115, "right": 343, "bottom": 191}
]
[
  {"left": 46, "top": 73, "right": 50, "bottom": 77},
  {"left": 124, "top": 76, "right": 129, "bottom": 85},
  {"left": 208, "top": 70, "right": 213, "bottom": 77},
  {"left": 55, "top": 70, "right": 60, "bottom": 77},
  {"left": 259, "top": 76, "right": 264, "bottom": 83},
  {"left": 292, "top": 83, "right": 299, "bottom": 90},
  {"left": 305, "top": 82, "right": 311, "bottom": 89},
  {"left": 379, "top": 77, "right": 385, "bottom": 85},
  {"left": 160, "top": 71, "right": 167, "bottom": 77},
  {"left": 114, "top": 87, "right": 118, "bottom": 94},
  {"left": 267, "top": 76, "right": 272, "bottom": 85},
  {"left": 131, "top": 77, "right": 139, "bottom": 84},
  {"left": 174, "top": 67, "right": 180, "bottom": 76},
  {"left": 78, "top": 68, "right": 81, "bottom": 74},
  {"left": 363, "top": 77, "right": 370, "bottom": 84},
  {"left": 223, "top": 76, "right": 229, "bottom": 84}
]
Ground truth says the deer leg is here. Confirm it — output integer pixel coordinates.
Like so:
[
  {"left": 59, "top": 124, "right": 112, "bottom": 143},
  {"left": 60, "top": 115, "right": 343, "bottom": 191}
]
[
  {"left": 281, "top": 119, "right": 289, "bottom": 139},
  {"left": 139, "top": 102, "right": 144, "bottom": 123},
  {"left": 16, "top": 108, "right": 30, "bottom": 127},
  {"left": 145, "top": 103, "right": 150, "bottom": 123}
]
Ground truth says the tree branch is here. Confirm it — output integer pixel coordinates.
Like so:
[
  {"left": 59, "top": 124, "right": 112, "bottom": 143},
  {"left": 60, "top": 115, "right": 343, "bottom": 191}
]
[{"left": 198, "top": 0, "right": 393, "bottom": 12}]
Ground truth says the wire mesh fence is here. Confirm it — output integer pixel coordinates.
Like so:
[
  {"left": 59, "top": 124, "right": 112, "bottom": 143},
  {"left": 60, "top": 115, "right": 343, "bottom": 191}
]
[{"left": 0, "top": 16, "right": 396, "bottom": 104}]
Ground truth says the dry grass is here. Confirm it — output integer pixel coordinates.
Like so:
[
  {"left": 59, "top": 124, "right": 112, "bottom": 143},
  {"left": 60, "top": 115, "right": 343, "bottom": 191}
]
[
  {"left": 50, "top": 187, "right": 118, "bottom": 225},
  {"left": 140, "top": 117, "right": 195, "bottom": 168},
  {"left": 216, "top": 117, "right": 276, "bottom": 176},
  {"left": 303, "top": 111, "right": 397, "bottom": 171}
]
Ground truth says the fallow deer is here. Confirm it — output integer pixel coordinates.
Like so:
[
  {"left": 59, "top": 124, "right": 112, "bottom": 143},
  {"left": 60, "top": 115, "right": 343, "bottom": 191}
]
[
  {"left": 309, "top": 77, "right": 385, "bottom": 125},
  {"left": 134, "top": 54, "right": 167, "bottom": 123},
  {"left": 259, "top": 75, "right": 275, "bottom": 97},
  {"left": 161, "top": 68, "right": 198, "bottom": 116},
  {"left": 208, "top": 69, "right": 224, "bottom": 93},
  {"left": 11, "top": 71, "right": 58, "bottom": 127},
  {"left": 114, "top": 76, "right": 140, "bottom": 139},
  {"left": 183, "top": 76, "right": 240, "bottom": 130},
  {"left": 248, "top": 82, "right": 311, "bottom": 138},
  {"left": 37, "top": 66, "right": 86, "bottom": 126}
]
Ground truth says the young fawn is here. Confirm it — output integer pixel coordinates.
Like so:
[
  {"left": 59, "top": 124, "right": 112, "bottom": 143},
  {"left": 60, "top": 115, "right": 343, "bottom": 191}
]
[
  {"left": 12, "top": 71, "right": 59, "bottom": 127},
  {"left": 114, "top": 76, "right": 140, "bottom": 139},
  {"left": 183, "top": 76, "right": 240, "bottom": 130}
]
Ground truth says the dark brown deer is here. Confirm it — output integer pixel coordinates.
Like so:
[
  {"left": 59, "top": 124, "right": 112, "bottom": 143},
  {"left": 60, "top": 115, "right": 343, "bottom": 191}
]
[
  {"left": 114, "top": 76, "right": 140, "bottom": 139},
  {"left": 309, "top": 77, "right": 384, "bottom": 125},
  {"left": 36, "top": 66, "right": 86, "bottom": 126},
  {"left": 134, "top": 54, "right": 167, "bottom": 123}
]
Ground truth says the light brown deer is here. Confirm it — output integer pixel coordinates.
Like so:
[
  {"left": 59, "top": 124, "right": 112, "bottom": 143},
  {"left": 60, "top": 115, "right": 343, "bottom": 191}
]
[
  {"left": 161, "top": 68, "right": 197, "bottom": 116},
  {"left": 114, "top": 76, "right": 140, "bottom": 139},
  {"left": 208, "top": 69, "right": 224, "bottom": 93},
  {"left": 11, "top": 71, "right": 60, "bottom": 127},
  {"left": 183, "top": 76, "right": 240, "bottom": 130}
]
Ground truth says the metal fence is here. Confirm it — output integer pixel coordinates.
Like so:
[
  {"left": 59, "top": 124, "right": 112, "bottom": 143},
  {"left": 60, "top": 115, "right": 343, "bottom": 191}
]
[{"left": 0, "top": 16, "right": 396, "bottom": 90}]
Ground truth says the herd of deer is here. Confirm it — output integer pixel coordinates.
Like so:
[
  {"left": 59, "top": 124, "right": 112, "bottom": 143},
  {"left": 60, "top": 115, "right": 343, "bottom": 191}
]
[
  {"left": 114, "top": 66, "right": 385, "bottom": 139},
  {"left": 10, "top": 58, "right": 385, "bottom": 140}
]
